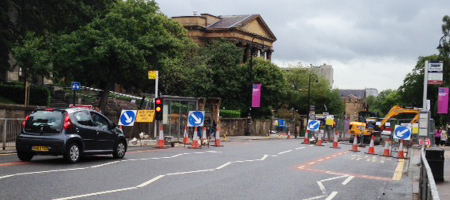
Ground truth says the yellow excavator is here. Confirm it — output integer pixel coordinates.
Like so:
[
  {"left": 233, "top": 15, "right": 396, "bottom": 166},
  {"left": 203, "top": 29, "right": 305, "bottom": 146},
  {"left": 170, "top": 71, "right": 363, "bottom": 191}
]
[{"left": 378, "top": 106, "right": 420, "bottom": 129}]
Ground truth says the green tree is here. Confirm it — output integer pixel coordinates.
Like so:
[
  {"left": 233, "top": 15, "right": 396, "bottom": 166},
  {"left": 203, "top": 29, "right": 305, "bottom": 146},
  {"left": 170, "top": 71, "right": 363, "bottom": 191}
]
[
  {"left": 248, "top": 58, "right": 286, "bottom": 118},
  {"left": 52, "top": 0, "right": 194, "bottom": 110},
  {"left": 374, "top": 89, "right": 401, "bottom": 116},
  {"left": 202, "top": 39, "right": 246, "bottom": 110}
]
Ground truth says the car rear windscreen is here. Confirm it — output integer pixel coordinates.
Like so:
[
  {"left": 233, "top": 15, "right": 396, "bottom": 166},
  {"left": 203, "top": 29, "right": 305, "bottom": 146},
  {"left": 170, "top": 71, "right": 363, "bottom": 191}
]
[{"left": 24, "top": 111, "right": 64, "bottom": 134}]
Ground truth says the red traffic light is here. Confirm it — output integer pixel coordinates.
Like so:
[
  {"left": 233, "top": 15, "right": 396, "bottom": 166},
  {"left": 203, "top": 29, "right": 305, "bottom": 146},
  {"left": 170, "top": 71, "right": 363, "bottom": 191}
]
[{"left": 156, "top": 99, "right": 162, "bottom": 105}]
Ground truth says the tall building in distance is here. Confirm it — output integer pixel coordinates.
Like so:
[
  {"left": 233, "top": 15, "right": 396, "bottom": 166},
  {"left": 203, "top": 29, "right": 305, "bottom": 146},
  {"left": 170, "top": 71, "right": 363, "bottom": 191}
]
[
  {"left": 365, "top": 88, "right": 379, "bottom": 97},
  {"left": 310, "top": 63, "right": 334, "bottom": 88}
]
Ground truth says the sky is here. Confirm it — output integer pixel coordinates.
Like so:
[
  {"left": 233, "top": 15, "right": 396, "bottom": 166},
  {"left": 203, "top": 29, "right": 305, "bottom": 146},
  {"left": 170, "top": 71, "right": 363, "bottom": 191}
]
[{"left": 155, "top": 0, "right": 449, "bottom": 92}]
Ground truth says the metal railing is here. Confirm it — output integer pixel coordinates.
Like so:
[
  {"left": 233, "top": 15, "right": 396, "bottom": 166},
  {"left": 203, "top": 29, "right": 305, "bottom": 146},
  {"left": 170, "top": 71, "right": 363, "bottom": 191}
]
[
  {"left": 1, "top": 118, "right": 23, "bottom": 150},
  {"left": 419, "top": 147, "right": 440, "bottom": 200}
]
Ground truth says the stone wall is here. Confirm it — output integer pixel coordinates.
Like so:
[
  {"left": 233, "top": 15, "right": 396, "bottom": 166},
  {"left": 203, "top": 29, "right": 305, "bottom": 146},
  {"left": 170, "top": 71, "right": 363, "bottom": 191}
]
[
  {"left": 0, "top": 104, "right": 37, "bottom": 118},
  {"left": 220, "top": 118, "right": 273, "bottom": 136}
]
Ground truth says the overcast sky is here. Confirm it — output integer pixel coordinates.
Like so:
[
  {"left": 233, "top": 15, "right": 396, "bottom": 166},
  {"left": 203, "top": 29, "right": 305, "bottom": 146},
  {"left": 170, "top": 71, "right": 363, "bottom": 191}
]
[{"left": 155, "top": 0, "right": 448, "bottom": 92}]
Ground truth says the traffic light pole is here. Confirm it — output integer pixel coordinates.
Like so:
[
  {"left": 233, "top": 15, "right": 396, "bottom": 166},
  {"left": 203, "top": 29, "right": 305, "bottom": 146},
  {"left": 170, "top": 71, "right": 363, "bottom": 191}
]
[{"left": 154, "top": 71, "right": 159, "bottom": 139}]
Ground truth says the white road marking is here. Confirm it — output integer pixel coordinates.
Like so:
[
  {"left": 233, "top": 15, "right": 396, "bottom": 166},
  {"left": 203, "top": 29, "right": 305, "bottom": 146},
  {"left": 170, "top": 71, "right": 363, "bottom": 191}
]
[
  {"left": 136, "top": 175, "right": 165, "bottom": 187},
  {"left": 54, "top": 154, "right": 272, "bottom": 200},
  {"left": 304, "top": 195, "right": 327, "bottom": 200},
  {"left": 278, "top": 150, "right": 292, "bottom": 155},
  {"left": 91, "top": 161, "right": 121, "bottom": 168},
  {"left": 342, "top": 176, "right": 354, "bottom": 185},
  {"left": 325, "top": 191, "right": 338, "bottom": 200},
  {"left": 296, "top": 147, "right": 306, "bottom": 150},
  {"left": 317, "top": 181, "right": 326, "bottom": 194},
  {"left": 0, "top": 167, "right": 87, "bottom": 180}
]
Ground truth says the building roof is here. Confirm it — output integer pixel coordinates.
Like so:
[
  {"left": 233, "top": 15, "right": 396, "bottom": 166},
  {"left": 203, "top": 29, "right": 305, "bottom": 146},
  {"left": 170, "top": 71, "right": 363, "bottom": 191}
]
[
  {"left": 339, "top": 89, "right": 366, "bottom": 99},
  {"left": 207, "top": 15, "right": 258, "bottom": 29}
]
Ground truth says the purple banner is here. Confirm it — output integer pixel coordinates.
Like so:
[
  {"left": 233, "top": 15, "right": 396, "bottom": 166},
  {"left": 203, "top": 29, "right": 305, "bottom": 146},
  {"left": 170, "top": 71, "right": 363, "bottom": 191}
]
[
  {"left": 438, "top": 87, "right": 449, "bottom": 114},
  {"left": 252, "top": 84, "right": 261, "bottom": 108}
]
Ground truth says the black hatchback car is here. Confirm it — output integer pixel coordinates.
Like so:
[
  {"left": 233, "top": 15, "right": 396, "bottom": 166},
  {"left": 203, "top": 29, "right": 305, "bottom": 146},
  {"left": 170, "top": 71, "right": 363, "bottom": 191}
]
[{"left": 16, "top": 108, "right": 127, "bottom": 163}]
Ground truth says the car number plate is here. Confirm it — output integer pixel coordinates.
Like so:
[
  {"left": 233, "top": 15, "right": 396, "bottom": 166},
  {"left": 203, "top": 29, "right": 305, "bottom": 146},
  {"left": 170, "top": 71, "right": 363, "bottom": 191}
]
[{"left": 32, "top": 146, "right": 49, "bottom": 152}]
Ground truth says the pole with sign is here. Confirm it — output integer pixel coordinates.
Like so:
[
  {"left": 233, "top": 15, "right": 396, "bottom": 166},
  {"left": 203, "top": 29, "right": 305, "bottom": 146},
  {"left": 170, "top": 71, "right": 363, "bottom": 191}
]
[{"left": 149, "top": 70, "right": 159, "bottom": 138}]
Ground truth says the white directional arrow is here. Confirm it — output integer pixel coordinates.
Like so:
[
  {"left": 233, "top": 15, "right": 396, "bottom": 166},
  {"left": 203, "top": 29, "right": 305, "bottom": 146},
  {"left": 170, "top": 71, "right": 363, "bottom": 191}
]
[
  {"left": 124, "top": 112, "right": 133, "bottom": 123},
  {"left": 397, "top": 129, "right": 408, "bottom": 137},
  {"left": 191, "top": 113, "right": 202, "bottom": 124}
]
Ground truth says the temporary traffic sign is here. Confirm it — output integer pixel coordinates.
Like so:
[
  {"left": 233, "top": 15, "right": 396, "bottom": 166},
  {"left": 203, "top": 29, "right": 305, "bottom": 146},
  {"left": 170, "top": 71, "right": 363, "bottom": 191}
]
[
  {"left": 188, "top": 111, "right": 204, "bottom": 127},
  {"left": 118, "top": 110, "right": 137, "bottom": 126},
  {"left": 307, "top": 120, "right": 320, "bottom": 131},
  {"left": 394, "top": 125, "right": 412, "bottom": 140},
  {"left": 135, "top": 110, "right": 155, "bottom": 123},
  {"left": 72, "top": 82, "right": 81, "bottom": 90}
]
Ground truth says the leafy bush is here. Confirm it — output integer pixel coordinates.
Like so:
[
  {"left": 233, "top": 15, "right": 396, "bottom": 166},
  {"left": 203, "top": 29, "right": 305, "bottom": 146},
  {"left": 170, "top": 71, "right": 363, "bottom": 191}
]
[
  {"left": 220, "top": 110, "right": 241, "bottom": 118},
  {"left": 0, "top": 83, "right": 50, "bottom": 106}
]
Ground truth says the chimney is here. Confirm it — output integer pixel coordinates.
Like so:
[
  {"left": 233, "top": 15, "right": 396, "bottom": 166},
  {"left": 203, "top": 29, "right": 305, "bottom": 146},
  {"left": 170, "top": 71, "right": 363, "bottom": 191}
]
[{"left": 193, "top": 10, "right": 198, "bottom": 16}]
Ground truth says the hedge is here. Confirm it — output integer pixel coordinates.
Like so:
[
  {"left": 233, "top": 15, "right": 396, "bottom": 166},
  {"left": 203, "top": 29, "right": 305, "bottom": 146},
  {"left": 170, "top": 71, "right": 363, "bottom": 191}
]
[
  {"left": 0, "top": 83, "right": 50, "bottom": 106},
  {"left": 220, "top": 110, "right": 241, "bottom": 118}
]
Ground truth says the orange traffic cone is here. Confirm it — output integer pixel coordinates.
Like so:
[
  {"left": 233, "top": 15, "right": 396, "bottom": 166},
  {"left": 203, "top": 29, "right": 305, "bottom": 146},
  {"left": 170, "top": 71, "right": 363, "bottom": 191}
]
[
  {"left": 316, "top": 131, "right": 324, "bottom": 146},
  {"left": 382, "top": 138, "right": 391, "bottom": 157},
  {"left": 183, "top": 126, "right": 189, "bottom": 145},
  {"left": 189, "top": 127, "right": 201, "bottom": 149},
  {"left": 201, "top": 127, "right": 208, "bottom": 145},
  {"left": 350, "top": 135, "right": 360, "bottom": 152},
  {"left": 396, "top": 140, "right": 405, "bottom": 159},
  {"left": 287, "top": 130, "right": 291, "bottom": 139},
  {"left": 155, "top": 125, "right": 166, "bottom": 149},
  {"left": 330, "top": 132, "right": 340, "bottom": 149},
  {"left": 302, "top": 130, "right": 310, "bottom": 144},
  {"left": 365, "top": 135, "right": 377, "bottom": 155},
  {"left": 212, "top": 126, "right": 223, "bottom": 147}
]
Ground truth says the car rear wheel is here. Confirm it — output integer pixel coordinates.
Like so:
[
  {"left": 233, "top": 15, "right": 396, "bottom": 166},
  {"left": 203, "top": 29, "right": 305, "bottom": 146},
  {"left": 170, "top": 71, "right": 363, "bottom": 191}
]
[
  {"left": 64, "top": 143, "right": 81, "bottom": 163},
  {"left": 113, "top": 141, "right": 126, "bottom": 159},
  {"left": 17, "top": 152, "right": 33, "bottom": 161}
]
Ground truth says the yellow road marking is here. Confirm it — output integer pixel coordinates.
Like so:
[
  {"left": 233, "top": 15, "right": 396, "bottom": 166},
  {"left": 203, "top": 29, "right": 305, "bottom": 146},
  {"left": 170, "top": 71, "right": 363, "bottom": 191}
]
[{"left": 392, "top": 159, "right": 405, "bottom": 180}]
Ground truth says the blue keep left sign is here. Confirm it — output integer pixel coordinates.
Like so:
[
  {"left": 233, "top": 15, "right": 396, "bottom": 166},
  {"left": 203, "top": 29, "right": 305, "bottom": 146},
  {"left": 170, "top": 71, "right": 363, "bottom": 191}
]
[
  {"left": 307, "top": 120, "right": 320, "bottom": 131},
  {"left": 118, "top": 110, "right": 137, "bottom": 126},
  {"left": 394, "top": 126, "right": 411, "bottom": 140},
  {"left": 72, "top": 82, "right": 81, "bottom": 90}
]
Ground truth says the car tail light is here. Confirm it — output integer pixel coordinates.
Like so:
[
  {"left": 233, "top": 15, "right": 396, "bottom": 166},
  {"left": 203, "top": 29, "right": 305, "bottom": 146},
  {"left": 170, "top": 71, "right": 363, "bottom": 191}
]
[
  {"left": 63, "top": 114, "right": 73, "bottom": 131},
  {"left": 45, "top": 108, "right": 54, "bottom": 111},
  {"left": 22, "top": 115, "right": 30, "bottom": 128}
]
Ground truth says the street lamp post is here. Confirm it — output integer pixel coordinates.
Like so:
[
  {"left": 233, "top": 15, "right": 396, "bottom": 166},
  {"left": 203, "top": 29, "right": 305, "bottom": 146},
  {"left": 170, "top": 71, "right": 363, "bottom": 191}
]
[{"left": 248, "top": 37, "right": 256, "bottom": 136}]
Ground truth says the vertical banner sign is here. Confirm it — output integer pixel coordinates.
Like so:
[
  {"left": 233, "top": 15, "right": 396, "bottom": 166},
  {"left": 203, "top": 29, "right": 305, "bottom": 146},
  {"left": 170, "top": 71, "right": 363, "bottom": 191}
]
[
  {"left": 252, "top": 84, "right": 261, "bottom": 108},
  {"left": 438, "top": 87, "right": 449, "bottom": 114}
]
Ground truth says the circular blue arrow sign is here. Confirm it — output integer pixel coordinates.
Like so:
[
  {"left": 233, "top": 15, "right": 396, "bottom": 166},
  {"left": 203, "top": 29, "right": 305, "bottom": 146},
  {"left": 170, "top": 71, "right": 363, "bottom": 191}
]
[
  {"left": 394, "top": 126, "right": 411, "bottom": 140},
  {"left": 308, "top": 120, "right": 320, "bottom": 131},
  {"left": 188, "top": 111, "right": 204, "bottom": 127},
  {"left": 120, "top": 111, "right": 136, "bottom": 126}
]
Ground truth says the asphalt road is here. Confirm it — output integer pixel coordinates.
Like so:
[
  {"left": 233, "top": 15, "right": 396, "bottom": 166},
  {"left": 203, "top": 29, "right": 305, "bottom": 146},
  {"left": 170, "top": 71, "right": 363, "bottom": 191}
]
[{"left": 0, "top": 138, "right": 412, "bottom": 200}]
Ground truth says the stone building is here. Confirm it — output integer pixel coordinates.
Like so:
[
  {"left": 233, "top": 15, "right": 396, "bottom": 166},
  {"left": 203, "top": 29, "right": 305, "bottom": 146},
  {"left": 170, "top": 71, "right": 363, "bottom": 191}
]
[
  {"left": 172, "top": 13, "right": 277, "bottom": 62},
  {"left": 340, "top": 89, "right": 368, "bottom": 122},
  {"left": 310, "top": 63, "right": 334, "bottom": 88}
]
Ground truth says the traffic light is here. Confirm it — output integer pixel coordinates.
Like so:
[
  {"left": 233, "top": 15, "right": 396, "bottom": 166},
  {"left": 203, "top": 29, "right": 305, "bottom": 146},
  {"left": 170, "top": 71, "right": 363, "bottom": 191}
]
[{"left": 155, "top": 97, "right": 163, "bottom": 120}]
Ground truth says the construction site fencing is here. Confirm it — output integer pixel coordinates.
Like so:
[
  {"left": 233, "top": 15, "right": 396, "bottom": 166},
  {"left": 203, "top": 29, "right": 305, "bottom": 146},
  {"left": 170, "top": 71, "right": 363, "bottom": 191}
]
[
  {"left": 419, "top": 147, "right": 440, "bottom": 200},
  {"left": 1, "top": 118, "right": 22, "bottom": 150}
]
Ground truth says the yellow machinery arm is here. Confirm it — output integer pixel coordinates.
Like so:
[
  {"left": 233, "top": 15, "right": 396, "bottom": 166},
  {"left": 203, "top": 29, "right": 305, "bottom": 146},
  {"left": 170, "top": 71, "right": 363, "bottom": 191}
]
[{"left": 379, "top": 106, "right": 420, "bottom": 128}]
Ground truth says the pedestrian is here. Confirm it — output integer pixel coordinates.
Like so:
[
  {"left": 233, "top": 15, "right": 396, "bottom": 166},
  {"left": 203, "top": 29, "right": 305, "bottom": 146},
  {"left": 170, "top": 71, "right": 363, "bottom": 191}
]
[
  {"left": 441, "top": 128, "right": 447, "bottom": 146},
  {"left": 435, "top": 127, "right": 442, "bottom": 146}
]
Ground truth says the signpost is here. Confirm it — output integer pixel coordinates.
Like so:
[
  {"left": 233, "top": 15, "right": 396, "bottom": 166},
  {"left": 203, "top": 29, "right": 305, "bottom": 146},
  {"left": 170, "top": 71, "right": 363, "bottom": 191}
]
[
  {"left": 188, "top": 111, "right": 205, "bottom": 127},
  {"left": 118, "top": 110, "right": 137, "bottom": 126},
  {"left": 71, "top": 82, "right": 81, "bottom": 105},
  {"left": 394, "top": 126, "right": 412, "bottom": 140},
  {"left": 136, "top": 110, "right": 155, "bottom": 123},
  {"left": 307, "top": 120, "right": 320, "bottom": 131}
]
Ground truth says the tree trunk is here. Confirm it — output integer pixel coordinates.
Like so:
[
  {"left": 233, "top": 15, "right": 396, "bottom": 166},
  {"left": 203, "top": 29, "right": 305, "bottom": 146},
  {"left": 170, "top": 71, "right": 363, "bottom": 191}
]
[{"left": 98, "top": 73, "right": 114, "bottom": 112}]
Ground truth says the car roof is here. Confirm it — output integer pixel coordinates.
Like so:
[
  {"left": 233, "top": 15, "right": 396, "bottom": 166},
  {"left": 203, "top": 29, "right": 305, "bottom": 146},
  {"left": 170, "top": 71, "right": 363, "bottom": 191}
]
[{"left": 34, "top": 107, "right": 94, "bottom": 114}]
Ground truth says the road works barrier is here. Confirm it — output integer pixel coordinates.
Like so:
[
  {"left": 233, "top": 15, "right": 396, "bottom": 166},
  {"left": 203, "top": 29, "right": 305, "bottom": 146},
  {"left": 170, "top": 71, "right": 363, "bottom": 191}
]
[
  {"left": 155, "top": 125, "right": 166, "bottom": 149},
  {"left": 212, "top": 126, "right": 223, "bottom": 147},
  {"left": 419, "top": 148, "right": 441, "bottom": 200},
  {"left": 302, "top": 130, "right": 310, "bottom": 144},
  {"left": 350, "top": 136, "right": 360, "bottom": 152},
  {"left": 330, "top": 132, "right": 340, "bottom": 149},
  {"left": 183, "top": 126, "right": 189, "bottom": 145},
  {"left": 365, "top": 135, "right": 377, "bottom": 155},
  {"left": 189, "top": 127, "right": 201, "bottom": 149},
  {"left": 382, "top": 138, "right": 391, "bottom": 157}
]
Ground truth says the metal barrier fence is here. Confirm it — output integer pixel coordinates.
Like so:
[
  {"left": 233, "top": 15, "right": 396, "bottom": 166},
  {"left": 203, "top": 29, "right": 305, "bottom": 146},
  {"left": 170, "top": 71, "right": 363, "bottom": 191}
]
[
  {"left": 419, "top": 147, "right": 440, "bottom": 200},
  {"left": 1, "top": 118, "right": 23, "bottom": 150}
]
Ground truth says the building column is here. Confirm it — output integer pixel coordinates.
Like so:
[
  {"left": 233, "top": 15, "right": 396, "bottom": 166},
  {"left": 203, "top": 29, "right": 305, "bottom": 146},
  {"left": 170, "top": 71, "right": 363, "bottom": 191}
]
[{"left": 266, "top": 50, "right": 273, "bottom": 60}]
